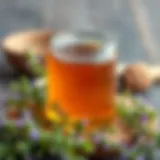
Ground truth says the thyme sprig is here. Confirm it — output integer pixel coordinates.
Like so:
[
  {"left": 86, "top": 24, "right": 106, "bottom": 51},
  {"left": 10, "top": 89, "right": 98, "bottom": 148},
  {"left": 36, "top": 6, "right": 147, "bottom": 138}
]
[{"left": 25, "top": 50, "right": 45, "bottom": 77}]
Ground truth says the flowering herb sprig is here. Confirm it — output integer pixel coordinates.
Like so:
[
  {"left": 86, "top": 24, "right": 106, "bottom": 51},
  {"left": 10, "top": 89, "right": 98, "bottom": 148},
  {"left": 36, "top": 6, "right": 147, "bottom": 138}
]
[
  {"left": 0, "top": 115, "right": 94, "bottom": 160},
  {"left": 9, "top": 76, "right": 46, "bottom": 108},
  {"left": 25, "top": 50, "right": 45, "bottom": 77},
  {"left": 116, "top": 94, "right": 159, "bottom": 160}
]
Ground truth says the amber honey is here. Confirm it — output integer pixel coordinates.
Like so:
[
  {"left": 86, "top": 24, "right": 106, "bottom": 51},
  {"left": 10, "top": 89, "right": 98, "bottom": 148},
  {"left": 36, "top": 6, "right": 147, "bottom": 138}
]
[{"left": 46, "top": 32, "right": 117, "bottom": 123}]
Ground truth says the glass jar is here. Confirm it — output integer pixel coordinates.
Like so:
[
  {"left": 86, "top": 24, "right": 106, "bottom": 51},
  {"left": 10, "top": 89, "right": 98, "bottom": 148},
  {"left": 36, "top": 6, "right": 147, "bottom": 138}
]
[{"left": 46, "top": 30, "right": 117, "bottom": 123}]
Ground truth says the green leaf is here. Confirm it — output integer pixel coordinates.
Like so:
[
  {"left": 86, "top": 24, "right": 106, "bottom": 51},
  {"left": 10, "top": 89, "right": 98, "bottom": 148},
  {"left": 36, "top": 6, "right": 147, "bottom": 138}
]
[
  {"left": 155, "top": 133, "right": 160, "bottom": 148},
  {"left": 25, "top": 51, "right": 44, "bottom": 76},
  {"left": 15, "top": 141, "right": 30, "bottom": 155},
  {"left": 0, "top": 144, "right": 9, "bottom": 159},
  {"left": 75, "top": 122, "right": 85, "bottom": 133},
  {"left": 10, "top": 82, "right": 19, "bottom": 92}
]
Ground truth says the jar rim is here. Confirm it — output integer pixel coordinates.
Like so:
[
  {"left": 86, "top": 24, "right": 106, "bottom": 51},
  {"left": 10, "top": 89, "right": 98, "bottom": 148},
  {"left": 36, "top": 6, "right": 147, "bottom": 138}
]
[{"left": 50, "top": 31, "right": 117, "bottom": 64}]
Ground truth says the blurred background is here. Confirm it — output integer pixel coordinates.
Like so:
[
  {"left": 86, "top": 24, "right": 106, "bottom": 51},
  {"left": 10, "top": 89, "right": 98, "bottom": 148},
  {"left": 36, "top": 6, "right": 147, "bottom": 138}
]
[{"left": 0, "top": 0, "right": 160, "bottom": 105}]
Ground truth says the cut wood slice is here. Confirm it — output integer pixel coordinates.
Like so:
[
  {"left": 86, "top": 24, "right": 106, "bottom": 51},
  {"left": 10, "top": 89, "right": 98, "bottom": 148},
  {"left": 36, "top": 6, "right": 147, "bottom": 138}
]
[{"left": 2, "top": 29, "right": 54, "bottom": 76}]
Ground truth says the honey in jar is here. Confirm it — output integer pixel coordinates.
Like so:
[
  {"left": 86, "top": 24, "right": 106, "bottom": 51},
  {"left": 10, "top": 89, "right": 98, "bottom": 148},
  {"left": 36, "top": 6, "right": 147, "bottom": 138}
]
[{"left": 46, "top": 31, "right": 117, "bottom": 123}]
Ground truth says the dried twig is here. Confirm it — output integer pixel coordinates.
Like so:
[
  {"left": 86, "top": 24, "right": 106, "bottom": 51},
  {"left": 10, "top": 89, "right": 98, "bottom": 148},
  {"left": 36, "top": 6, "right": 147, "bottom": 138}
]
[{"left": 129, "top": 0, "right": 159, "bottom": 62}]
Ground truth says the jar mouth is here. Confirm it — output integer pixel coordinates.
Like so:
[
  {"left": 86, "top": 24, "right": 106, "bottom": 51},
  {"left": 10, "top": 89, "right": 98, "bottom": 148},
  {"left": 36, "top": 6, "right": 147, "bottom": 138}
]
[{"left": 51, "top": 31, "right": 117, "bottom": 64}]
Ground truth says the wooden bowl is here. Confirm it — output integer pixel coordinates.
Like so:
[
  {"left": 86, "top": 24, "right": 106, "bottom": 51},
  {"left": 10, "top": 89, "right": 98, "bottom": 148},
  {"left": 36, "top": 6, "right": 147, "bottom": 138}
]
[{"left": 2, "top": 29, "right": 54, "bottom": 76}]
